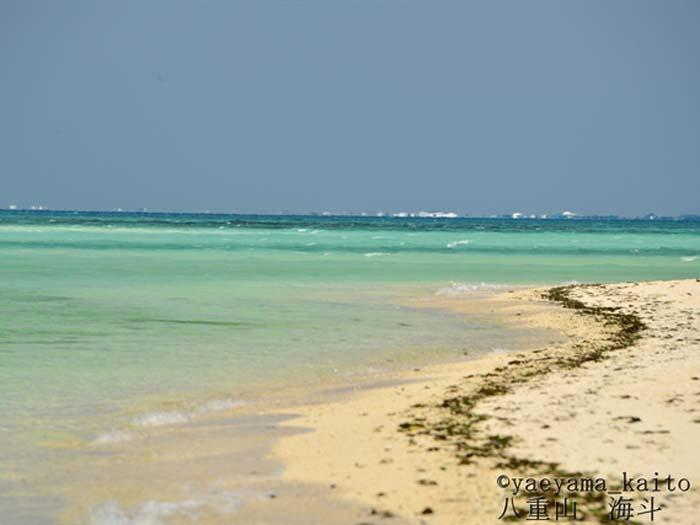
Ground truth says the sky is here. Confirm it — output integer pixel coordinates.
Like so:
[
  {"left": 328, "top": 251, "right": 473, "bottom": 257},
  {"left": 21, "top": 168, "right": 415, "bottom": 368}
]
[{"left": 1, "top": 1, "right": 699, "bottom": 216}]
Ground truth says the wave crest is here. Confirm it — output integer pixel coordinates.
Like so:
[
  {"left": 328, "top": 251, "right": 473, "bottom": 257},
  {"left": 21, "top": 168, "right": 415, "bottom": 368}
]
[{"left": 446, "top": 239, "right": 471, "bottom": 248}]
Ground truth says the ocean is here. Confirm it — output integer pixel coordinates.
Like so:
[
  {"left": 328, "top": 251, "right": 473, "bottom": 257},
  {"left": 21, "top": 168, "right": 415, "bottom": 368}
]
[{"left": 1, "top": 210, "right": 699, "bottom": 523}]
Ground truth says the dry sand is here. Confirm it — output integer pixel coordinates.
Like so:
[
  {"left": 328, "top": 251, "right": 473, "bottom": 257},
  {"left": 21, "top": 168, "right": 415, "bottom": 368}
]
[{"left": 272, "top": 279, "right": 700, "bottom": 524}]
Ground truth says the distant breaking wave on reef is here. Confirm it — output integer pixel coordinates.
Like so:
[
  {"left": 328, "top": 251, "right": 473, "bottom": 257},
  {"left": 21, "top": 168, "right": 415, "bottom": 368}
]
[
  {"left": 3, "top": 209, "right": 700, "bottom": 234},
  {"left": 446, "top": 239, "right": 471, "bottom": 248}
]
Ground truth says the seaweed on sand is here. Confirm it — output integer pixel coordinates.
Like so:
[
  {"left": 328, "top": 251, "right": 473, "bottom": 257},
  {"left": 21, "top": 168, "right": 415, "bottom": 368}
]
[{"left": 398, "top": 284, "right": 646, "bottom": 523}]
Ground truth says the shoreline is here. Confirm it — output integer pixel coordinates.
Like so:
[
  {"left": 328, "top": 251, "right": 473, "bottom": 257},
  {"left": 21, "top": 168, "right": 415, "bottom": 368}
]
[
  {"left": 38, "top": 286, "right": 552, "bottom": 525},
  {"left": 271, "top": 279, "right": 700, "bottom": 524}
]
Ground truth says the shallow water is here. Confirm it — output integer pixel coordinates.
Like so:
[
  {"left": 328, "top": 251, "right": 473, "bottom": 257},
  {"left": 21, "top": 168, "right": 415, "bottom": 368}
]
[{"left": 1, "top": 211, "right": 699, "bottom": 523}]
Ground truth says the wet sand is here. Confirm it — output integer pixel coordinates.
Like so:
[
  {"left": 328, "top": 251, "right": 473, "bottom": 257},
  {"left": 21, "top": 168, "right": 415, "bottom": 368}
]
[
  {"left": 47, "top": 279, "right": 700, "bottom": 524},
  {"left": 34, "top": 304, "right": 544, "bottom": 525},
  {"left": 272, "top": 279, "right": 700, "bottom": 524}
]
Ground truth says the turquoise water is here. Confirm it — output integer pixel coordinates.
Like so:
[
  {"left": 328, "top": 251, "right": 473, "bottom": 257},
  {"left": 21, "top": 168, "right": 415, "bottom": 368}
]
[
  {"left": 1, "top": 211, "right": 699, "bottom": 523},
  {"left": 2, "top": 212, "right": 700, "bottom": 414}
]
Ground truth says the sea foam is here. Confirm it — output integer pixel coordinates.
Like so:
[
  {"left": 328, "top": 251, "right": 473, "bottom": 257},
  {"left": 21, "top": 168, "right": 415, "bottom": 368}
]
[
  {"left": 195, "top": 398, "right": 246, "bottom": 414},
  {"left": 435, "top": 282, "right": 509, "bottom": 296},
  {"left": 90, "top": 492, "right": 240, "bottom": 525},
  {"left": 131, "top": 411, "right": 189, "bottom": 428},
  {"left": 132, "top": 398, "right": 246, "bottom": 428},
  {"left": 92, "top": 431, "right": 133, "bottom": 445}
]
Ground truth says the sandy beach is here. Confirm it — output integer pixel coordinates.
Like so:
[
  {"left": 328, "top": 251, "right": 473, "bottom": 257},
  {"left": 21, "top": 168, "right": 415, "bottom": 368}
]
[
  {"left": 5, "top": 3, "right": 700, "bottom": 523},
  {"left": 272, "top": 279, "right": 700, "bottom": 524}
]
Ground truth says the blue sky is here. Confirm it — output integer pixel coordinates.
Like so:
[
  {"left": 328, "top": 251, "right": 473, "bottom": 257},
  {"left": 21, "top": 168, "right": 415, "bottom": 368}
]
[{"left": 1, "top": 1, "right": 699, "bottom": 215}]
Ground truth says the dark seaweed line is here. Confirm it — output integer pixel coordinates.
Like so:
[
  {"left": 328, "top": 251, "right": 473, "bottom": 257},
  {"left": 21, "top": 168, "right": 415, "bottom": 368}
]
[{"left": 399, "top": 284, "right": 646, "bottom": 523}]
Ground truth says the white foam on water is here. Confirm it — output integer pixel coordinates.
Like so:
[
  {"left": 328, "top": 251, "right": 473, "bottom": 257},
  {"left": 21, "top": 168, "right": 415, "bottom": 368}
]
[
  {"left": 446, "top": 239, "right": 471, "bottom": 248},
  {"left": 681, "top": 256, "right": 698, "bottom": 262},
  {"left": 131, "top": 398, "right": 246, "bottom": 428},
  {"left": 364, "top": 252, "right": 389, "bottom": 257},
  {"left": 92, "top": 431, "right": 133, "bottom": 445},
  {"left": 435, "top": 282, "right": 509, "bottom": 296},
  {"left": 90, "top": 492, "right": 241, "bottom": 525},
  {"left": 194, "top": 398, "right": 247, "bottom": 414},
  {"left": 90, "top": 501, "right": 130, "bottom": 525},
  {"left": 131, "top": 411, "right": 189, "bottom": 428}
]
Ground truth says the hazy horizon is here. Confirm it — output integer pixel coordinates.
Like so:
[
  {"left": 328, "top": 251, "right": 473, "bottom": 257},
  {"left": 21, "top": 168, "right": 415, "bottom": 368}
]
[
  {"left": 2, "top": 1, "right": 699, "bottom": 216},
  {"left": 2, "top": 205, "right": 697, "bottom": 219}
]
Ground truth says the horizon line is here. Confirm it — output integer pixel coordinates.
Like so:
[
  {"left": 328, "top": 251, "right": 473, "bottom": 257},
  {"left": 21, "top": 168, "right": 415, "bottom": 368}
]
[{"left": 2, "top": 207, "right": 699, "bottom": 220}]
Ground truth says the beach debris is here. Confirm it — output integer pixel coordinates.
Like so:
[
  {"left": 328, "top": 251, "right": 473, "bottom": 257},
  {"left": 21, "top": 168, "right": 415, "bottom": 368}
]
[
  {"left": 614, "top": 416, "right": 642, "bottom": 424},
  {"left": 370, "top": 507, "right": 395, "bottom": 518},
  {"left": 417, "top": 479, "right": 438, "bottom": 486},
  {"left": 395, "top": 283, "right": 648, "bottom": 523}
]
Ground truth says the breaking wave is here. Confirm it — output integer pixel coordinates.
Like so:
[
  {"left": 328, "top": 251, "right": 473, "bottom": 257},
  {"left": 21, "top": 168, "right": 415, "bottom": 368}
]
[{"left": 446, "top": 239, "right": 471, "bottom": 248}]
